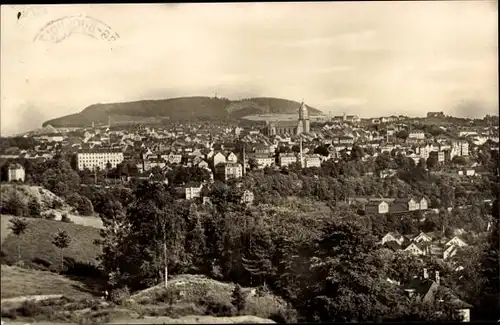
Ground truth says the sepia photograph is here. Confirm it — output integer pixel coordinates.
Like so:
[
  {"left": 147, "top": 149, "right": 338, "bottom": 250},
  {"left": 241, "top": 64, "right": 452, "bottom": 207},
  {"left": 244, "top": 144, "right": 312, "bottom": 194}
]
[{"left": 0, "top": 1, "right": 498, "bottom": 324}]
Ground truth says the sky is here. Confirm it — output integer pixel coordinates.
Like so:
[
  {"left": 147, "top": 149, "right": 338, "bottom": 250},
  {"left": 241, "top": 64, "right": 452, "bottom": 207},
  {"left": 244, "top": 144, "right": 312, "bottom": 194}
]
[{"left": 1, "top": 2, "right": 498, "bottom": 136}]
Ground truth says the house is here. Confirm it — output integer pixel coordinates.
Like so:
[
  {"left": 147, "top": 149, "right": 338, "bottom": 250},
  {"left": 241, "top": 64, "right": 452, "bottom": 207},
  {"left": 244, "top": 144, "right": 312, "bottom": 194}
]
[
  {"left": 8, "top": 163, "right": 25, "bottom": 182},
  {"left": 212, "top": 152, "right": 227, "bottom": 167},
  {"left": 409, "top": 131, "right": 426, "bottom": 140},
  {"left": 379, "top": 169, "right": 397, "bottom": 179},
  {"left": 226, "top": 152, "right": 238, "bottom": 163},
  {"left": 304, "top": 155, "right": 321, "bottom": 168},
  {"left": 392, "top": 198, "right": 419, "bottom": 212},
  {"left": 381, "top": 232, "right": 405, "bottom": 245},
  {"left": 404, "top": 242, "right": 426, "bottom": 256},
  {"left": 365, "top": 200, "right": 390, "bottom": 214},
  {"left": 185, "top": 184, "right": 203, "bottom": 200},
  {"left": 215, "top": 162, "right": 243, "bottom": 181},
  {"left": 443, "top": 244, "right": 461, "bottom": 260},
  {"left": 412, "top": 232, "right": 433, "bottom": 244},
  {"left": 240, "top": 190, "right": 255, "bottom": 205},
  {"left": 253, "top": 154, "right": 274, "bottom": 169},
  {"left": 279, "top": 153, "right": 297, "bottom": 167},
  {"left": 418, "top": 197, "right": 429, "bottom": 210},
  {"left": 445, "top": 236, "right": 468, "bottom": 248}
]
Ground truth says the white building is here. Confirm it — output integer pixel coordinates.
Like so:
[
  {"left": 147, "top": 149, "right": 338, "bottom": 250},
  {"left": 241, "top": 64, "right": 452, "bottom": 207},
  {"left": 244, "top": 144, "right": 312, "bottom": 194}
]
[
  {"left": 8, "top": 163, "right": 25, "bottom": 182},
  {"left": 409, "top": 131, "right": 426, "bottom": 140},
  {"left": 185, "top": 185, "right": 202, "bottom": 200},
  {"left": 213, "top": 152, "right": 227, "bottom": 167},
  {"left": 451, "top": 141, "right": 469, "bottom": 158},
  {"left": 216, "top": 162, "right": 243, "bottom": 181},
  {"left": 278, "top": 154, "right": 297, "bottom": 167},
  {"left": 304, "top": 155, "right": 321, "bottom": 168},
  {"left": 226, "top": 152, "right": 238, "bottom": 163},
  {"left": 254, "top": 155, "right": 274, "bottom": 169},
  {"left": 76, "top": 150, "right": 124, "bottom": 171}
]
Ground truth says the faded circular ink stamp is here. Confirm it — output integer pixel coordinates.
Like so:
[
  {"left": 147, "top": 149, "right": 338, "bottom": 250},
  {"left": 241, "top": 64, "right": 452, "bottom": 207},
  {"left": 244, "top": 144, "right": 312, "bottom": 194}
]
[{"left": 33, "top": 15, "right": 119, "bottom": 43}]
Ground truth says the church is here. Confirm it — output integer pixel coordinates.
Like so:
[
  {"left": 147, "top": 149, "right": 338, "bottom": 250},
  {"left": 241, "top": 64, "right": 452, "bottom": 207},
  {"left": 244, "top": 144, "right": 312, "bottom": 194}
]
[{"left": 263, "top": 102, "right": 310, "bottom": 136}]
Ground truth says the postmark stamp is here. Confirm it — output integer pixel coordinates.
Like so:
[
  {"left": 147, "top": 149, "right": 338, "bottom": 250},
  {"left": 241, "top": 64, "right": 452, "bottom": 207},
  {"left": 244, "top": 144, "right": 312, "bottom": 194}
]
[{"left": 33, "top": 15, "right": 119, "bottom": 43}]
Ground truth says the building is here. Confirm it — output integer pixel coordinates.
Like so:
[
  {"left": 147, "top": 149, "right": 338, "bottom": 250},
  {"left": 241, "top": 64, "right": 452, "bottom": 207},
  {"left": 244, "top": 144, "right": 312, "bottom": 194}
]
[
  {"left": 365, "top": 200, "right": 390, "bottom": 214},
  {"left": 215, "top": 162, "right": 243, "bottom": 181},
  {"left": 185, "top": 185, "right": 203, "bottom": 200},
  {"left": 427, "top": 112, "right": 445, "bottom": 118},
  {"left": 226, "top": 152, "right": 238, "bottom": 163},
  {"left": 8, "top": 163, "right": 25, "bottom": 182},
  {"left": 304, "top": 155, "right": 321, "bottom": 168},
  {"left": 451, "top": 141, "right": 469, "bottom": 158},
  {"left": 409, "top": 131, "right": 426, "bottom": 140},
  {"left": 278, "top": 153, "right": 297, "bottom": 167},
  {"left": 263, "top": 102, "right": 310, "bottom": 136},
  {"left": 252, "top": 154, "right": 275, "bottom": 169},
  {"left": 76, "top": 149, "right": 124, "bottom": 171},
  {"left": 380, "top": 232, "right": 405, "bottom": 246},
  {"left": 212, "top": 152, "right": 227, "bottom": 167},
  {"left": 429, "top": 150, "right": 445, "bottom": 163},
  {"left": 241, "top": 190, "right": 255, "bottom": 204}
]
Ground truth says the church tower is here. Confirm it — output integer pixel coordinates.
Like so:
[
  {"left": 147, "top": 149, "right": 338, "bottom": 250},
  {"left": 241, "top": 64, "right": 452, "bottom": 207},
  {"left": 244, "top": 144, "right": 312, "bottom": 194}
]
[{"left": 298, "top": 101, "right": 310, "bottom": 134}]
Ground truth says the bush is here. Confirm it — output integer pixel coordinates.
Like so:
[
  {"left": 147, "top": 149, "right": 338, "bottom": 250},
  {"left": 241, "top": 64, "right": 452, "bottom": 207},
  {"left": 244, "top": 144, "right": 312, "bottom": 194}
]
[
  {"left": 269, "top": 305, "right": 299, "bottom": 324},
  {"left": 78, "top": 196, "right": 94, "bottom": 216},
  {"left": 4, "top": 194, "right": 27, "bottom": 216},
  {"left": 109, "top": 286, "right": 130, "bottom": 305},
  {"left": 17, "top": 300, "right": 44, "bottom": 317},
  {"left": 231, "top": 284, "right": 246, "bottom": 313},
  {"left": 28, "top": 198, "right": 42, "bottom": 217},
  {"left": 199, "top": 294, "right": 236, "bottom": 317},
  {"left": 61, "top": 213, "right": 72, "bottom": 223}
]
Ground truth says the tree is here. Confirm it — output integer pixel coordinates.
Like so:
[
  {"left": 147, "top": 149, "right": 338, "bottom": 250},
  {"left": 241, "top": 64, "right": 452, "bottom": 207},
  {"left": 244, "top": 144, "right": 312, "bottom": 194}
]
[
  {"left": 426, "top": 156, "right": 439, "bottom": 170},
  {"left": 52, "top": 230, "right": 71, "bottom": 271},
  {"left": 396, "top": 130, "right": 409, "bottom": 141},
  {"left": 28, "top": 198, "right": 41, "bottom": 217},
  {"left": 248, "top": 158, "right": 259, "bottom": 171},
  {"left": 9, "top": 217, "right": 28, "bottom": 262},
  {"left": 451, "top": 156, "right": 468, "bottom": 166},
  {"left": 4, "top": 192, "right": 27, "bottom": 217},
  {"left": 314, "top": 145, "right": 329, "bottom": 157},
  {"left": 231, "top": 284, "right": 246, "bottom": 313}
]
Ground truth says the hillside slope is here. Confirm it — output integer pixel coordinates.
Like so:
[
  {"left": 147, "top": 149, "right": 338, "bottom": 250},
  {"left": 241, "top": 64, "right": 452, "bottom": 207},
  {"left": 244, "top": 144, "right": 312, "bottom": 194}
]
[
  {"left": 1, "top": 216, "right": 101, "bottom": 269},
  {"left": 42, "top": 97, "right": 323, "bottom": 127}
]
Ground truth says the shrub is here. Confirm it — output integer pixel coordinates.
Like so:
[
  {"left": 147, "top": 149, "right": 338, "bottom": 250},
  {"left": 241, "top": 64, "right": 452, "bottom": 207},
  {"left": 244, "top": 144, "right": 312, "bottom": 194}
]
[
  {"left": 231, "top": 284, "right": 246, "bottom": 313},
  {"left": 78, "top": 196, "right": 94, "bottom": 216},
  {"left": 17, "top": 300, "right": 44, "bottom": 317},
  {"left": 28, "top": 198, "right": 42, "bottom": 217},
  {"left": 61, "top": 214, "right": 72, "bottom": 223},
  {"left": 199, "top": 294, "right": 236, "bottom": 317},
  {"left": 110, "top": 286, "right": 130, "bottom": 305},
  {"left": 4, "top": 194, "right": 27, "bottom": 216},
  {"left": 269, "top": 305, "right": 299, "bottom": 324}
]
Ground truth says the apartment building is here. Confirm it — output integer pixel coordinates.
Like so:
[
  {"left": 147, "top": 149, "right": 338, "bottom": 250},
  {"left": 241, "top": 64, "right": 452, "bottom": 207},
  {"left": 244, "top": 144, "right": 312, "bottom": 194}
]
[{"left": 76, "top": 149, "right": 124, "bottom": 171}]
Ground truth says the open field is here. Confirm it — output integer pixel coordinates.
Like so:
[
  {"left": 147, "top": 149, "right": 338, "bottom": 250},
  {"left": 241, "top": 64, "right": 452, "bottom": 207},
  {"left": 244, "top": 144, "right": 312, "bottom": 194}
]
[
  {"left": 1, "top": 265, "right": 96, "bottom": 300},
  {"left": 1, "top": 215, "right": 101, "bottom": 269}
]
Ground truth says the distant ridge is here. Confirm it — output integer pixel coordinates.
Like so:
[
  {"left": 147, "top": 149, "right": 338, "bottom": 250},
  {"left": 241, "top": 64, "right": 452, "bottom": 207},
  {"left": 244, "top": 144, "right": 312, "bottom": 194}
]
[{"left": 42, "top": 96, "right": 323, "bottom": 127}]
